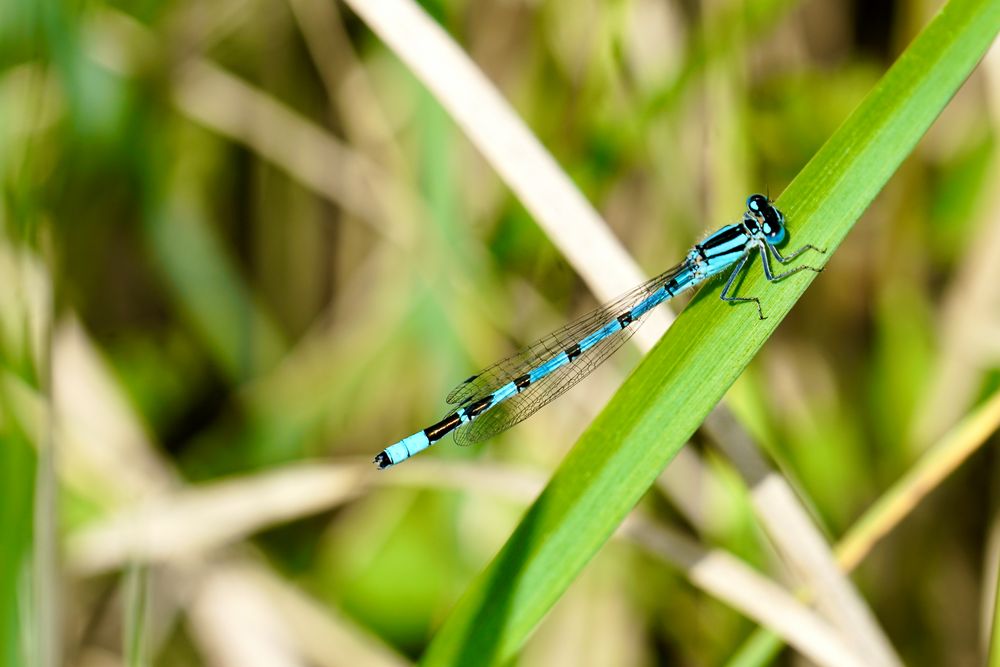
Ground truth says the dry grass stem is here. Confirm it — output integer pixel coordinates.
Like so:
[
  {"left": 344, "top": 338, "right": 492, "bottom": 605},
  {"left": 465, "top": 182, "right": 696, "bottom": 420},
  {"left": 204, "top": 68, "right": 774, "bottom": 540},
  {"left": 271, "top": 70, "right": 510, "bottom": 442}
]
[
  {"left": 837, "top": 387, "right": 1000, "bottom": 571},
  {"left": 285, "top": 0, "right": 403, "bottom": 165},
  {"left": 88, "top": 9, "right": 422, "bottom": 244},
  {"left": 38, "top": 305, "right": 402, "bottom": 665},
  {"left": 66, "top": 446, "right": 888, "bottom": 666},
  {"left": 172, "top": 60, "right": 399, "bottom": 235},
  {"left": 245, "top": 563, "right": 412, "bottom": 667},
  {"left": 188, "top": 564, "right": 308, "bottom": 667},
  {"left": 623, "top": 517, "right": 871, "bottom": 667},
  {"left": 68, "top": 463, "right": 370, "bottom": 575},
  {"left": 341, "top": 0, "right": 672, "bottom": 342},
  {"left": 705, "top": 407, "right": 902, "bottom": 666}
]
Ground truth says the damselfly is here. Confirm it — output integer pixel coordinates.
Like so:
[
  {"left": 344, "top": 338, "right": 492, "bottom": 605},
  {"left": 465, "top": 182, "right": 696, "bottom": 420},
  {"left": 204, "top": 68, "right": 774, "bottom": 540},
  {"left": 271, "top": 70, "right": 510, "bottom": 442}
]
[{"left": 374, "top": 194, "right": 824, "bottom": 469}]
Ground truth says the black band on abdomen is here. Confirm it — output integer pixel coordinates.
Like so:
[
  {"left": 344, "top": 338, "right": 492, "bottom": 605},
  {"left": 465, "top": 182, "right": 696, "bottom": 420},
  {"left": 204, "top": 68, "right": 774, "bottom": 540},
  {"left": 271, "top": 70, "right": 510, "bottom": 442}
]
[{"left": 424, "top": 412, "right": 463, "bottom": 442}]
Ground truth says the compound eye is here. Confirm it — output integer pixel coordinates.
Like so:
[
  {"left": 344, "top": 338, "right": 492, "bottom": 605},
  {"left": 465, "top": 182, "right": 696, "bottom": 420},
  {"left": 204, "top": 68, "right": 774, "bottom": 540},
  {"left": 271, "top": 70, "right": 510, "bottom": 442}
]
[
  {"left": 765, "top": 222, "right": 786, "bottom": 245},
  {"left": 746, "top": 194, "right": 768, "bottom": 213}
]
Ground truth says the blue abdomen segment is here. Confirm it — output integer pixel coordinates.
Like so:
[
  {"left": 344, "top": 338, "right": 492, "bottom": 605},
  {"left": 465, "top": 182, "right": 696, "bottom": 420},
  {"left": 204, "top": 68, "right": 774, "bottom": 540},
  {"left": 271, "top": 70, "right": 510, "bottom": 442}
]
[
  {"left": 375, "top": 408, "right": 471, "bottom": 468},
  {"left": 579, "top": 320, "right": 620, "bottom": 352},
  {"left": 529, "top": 354, "right": 568, "bottom": 383},
  {"left": 375, "top": 431, "right": 431, "bottom": 469},
  {"left": 629, "top": 289, "right": 667, "bottom": 320}
]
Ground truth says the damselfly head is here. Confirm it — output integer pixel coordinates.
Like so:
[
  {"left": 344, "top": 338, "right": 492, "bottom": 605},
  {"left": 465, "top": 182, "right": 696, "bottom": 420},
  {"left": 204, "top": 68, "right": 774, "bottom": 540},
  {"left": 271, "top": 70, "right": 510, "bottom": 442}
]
[{"left": 746, "top": 193, "right": 786, "bottom": 246}]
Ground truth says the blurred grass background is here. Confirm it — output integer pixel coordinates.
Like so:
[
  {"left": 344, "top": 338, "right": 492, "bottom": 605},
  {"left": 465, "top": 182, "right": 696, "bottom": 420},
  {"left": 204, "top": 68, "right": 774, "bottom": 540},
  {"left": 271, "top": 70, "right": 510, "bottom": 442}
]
[{"left": 1, "top": 0, "right": 999, "bottom": 665}]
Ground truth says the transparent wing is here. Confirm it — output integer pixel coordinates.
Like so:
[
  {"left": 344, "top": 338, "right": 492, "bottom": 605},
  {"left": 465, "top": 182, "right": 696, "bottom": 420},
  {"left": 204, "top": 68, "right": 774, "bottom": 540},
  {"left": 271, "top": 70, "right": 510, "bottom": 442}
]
[
  {"left": 452, "top": 317, "right": 650, "bottom": 445},
  {"left": 446, "top": 263, "right": 687, "bottom": 408},
  {"left": 448, "top": 262, "right": 690, "bottom": 446}
]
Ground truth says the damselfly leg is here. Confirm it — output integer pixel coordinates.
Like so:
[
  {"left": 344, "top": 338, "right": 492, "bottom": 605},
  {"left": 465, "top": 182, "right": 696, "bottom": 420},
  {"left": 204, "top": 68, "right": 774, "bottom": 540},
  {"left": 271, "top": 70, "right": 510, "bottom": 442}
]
[
  {"left": 768, "top": 242, "right": 826, "bottom": 264},
  {"left": 720, "top": 253, "right": 765, "bottom": 320},
  {"left": 721, "top": 242, "right": 826, "bottom": 320},
  {"left": 760, "top": 242, "right": 826, "bottom": 282}
]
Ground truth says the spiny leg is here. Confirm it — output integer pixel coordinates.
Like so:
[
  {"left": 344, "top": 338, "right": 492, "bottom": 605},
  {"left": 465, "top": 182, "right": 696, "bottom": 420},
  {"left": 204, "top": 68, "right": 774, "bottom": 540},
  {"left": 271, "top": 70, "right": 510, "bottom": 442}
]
[
  {"left": 768, "top": 242, "right": 826, "bottom": 265},
  {"left": 719, "top": 252, "right": 766, "bottom": 320},
  {"left": 760, "top": 243, "right": 825, "bottom": 281}
]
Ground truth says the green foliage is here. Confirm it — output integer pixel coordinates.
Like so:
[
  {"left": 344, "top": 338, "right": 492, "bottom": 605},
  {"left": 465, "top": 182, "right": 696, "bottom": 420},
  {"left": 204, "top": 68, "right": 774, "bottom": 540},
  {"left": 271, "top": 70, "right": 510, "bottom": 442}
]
[{"left": 4, "top": 0, "right": 1000, "bottom": 663}]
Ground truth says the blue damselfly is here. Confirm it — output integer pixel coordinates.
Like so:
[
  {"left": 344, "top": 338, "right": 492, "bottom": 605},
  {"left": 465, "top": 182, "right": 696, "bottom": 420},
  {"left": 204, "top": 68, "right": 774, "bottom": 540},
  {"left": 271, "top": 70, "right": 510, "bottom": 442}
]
[{"left": 374, "top": 195, "right": 824, "bottom": 469}]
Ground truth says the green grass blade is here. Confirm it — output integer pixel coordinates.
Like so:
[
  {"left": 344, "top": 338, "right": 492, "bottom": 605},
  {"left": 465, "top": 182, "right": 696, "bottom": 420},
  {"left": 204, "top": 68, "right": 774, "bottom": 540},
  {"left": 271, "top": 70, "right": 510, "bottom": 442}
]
[
  {"left": 421, "top": 0, "right": 1000, "bottom": 664},
  {"left": 0, "top": 422, "right": 34, "bottom": 667},
  {"left": 124, "top": 563, "right": 150, "bottom": 667}
]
